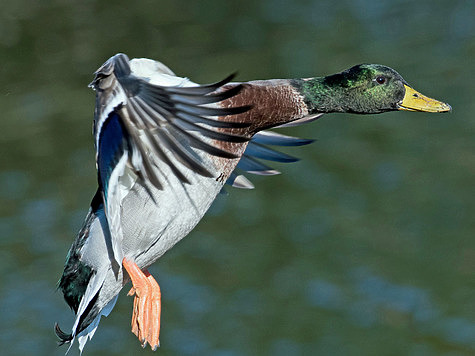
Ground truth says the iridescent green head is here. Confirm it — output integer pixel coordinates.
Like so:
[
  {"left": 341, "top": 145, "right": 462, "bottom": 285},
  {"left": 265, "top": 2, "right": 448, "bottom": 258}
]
[{"left": 299, "top": 64, "right": 451, "bottom": 114}]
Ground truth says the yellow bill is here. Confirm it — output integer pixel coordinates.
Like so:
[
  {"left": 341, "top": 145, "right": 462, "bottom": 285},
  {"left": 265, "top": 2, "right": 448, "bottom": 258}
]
[{"left": 398, "top": 84, "right": 451, "bottom": 113}]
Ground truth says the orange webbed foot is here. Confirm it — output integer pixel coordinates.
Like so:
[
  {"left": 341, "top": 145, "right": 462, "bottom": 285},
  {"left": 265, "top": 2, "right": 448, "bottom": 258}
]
[{"left": 123, "top": 258, "right": 161, "bottom": 350}]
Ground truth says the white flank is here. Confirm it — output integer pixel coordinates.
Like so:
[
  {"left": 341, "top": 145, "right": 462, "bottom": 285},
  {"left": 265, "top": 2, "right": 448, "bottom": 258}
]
[{"left": 106, "top": 152, "right": 130, "bottom": 264}]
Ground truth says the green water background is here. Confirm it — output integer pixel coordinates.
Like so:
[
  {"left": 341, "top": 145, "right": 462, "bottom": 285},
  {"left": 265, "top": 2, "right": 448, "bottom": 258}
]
[{"left": 0, "top": 0, "right": 474, "bottom": 355}]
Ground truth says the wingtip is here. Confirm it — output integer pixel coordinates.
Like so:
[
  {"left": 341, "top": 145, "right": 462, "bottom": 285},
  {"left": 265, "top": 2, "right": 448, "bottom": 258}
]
[
  {"left": 222, "top": 71, "right": 238, "bottom": 84},
  {"left": 296, "top": 138, "right": 316, "bottom": 146}
]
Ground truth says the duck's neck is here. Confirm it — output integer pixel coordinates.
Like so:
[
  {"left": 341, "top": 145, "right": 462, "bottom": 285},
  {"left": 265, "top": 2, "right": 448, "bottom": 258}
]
[
  {"left": 221, "top": 76, "right": 366, "bottom": 134},
  {"left": 292, "top": 77, "right": 353, "bottom": 114}
]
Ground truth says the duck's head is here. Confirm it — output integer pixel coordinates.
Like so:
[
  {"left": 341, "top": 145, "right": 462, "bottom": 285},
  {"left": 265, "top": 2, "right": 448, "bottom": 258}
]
[{"left": 307, "top": 64, "right": 451, "bottom": 114}]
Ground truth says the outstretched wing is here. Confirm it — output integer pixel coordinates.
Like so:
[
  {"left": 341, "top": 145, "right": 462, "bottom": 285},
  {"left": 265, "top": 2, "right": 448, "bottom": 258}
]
[
  {"left": 91, "top": 53, "right": 250, "bottom": 263},
  {"left": 92, "top": 53, "right": 250, "bottom": 190},
  {"left": 227, "top": 129, "right": 320, "bottom": 189}
]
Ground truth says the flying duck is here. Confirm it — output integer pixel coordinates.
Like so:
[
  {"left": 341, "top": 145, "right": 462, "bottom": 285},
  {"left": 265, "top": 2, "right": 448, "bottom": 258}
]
[{"left": 56, "top": 53, "right": 450, "bottom": 352}]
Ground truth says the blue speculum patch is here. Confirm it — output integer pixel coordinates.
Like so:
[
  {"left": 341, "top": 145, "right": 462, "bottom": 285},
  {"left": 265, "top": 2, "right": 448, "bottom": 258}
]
[{"left": 97, "top": 111, "right": 127, "bottom": 195}]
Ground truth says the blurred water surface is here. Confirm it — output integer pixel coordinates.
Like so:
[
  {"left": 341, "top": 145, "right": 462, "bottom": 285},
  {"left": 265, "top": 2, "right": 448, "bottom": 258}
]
[{"left": 0, "top": 0, "right": 474, "bottom": 355}]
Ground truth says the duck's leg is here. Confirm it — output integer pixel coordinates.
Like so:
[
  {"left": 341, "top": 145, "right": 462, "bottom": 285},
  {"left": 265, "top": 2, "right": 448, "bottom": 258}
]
[{"left": 123, "top": 258, "right": 161, "bottom": 350}]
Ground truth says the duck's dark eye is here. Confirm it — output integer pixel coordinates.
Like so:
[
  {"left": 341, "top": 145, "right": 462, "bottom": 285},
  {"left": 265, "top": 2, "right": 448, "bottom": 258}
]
[{"left": 375, "top": 76, "right": 386, "bottom": 85}]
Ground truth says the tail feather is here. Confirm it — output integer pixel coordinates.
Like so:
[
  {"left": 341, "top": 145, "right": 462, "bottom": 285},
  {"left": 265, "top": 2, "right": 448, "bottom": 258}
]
[
  {"left": 77, "top": 294, "right": 118, "bottom": 353},
  {"left": 55, "top": 284, "right": 119, "bottom": 353},
  {"left": 54, "top": 323, "right": 73, "bottom": 346},
  {"left": 56, "top": 191, "right": 122, "bottom": 353}
]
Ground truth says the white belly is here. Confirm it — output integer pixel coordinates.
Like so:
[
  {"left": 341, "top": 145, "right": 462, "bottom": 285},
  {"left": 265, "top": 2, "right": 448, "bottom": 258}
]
[{"left": 119, "top": 160, "right": 224, "bottom": 269}]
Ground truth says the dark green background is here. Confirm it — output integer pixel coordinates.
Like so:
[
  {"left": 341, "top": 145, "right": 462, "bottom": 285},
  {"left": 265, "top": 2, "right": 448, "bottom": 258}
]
[{"left": 0, "top": 1, "right": 473, "bottom": 355}]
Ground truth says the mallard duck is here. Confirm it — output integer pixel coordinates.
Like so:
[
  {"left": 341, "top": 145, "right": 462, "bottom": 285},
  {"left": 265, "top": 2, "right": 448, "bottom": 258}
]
[{"left": 55, "top": 53, "right": 450, "bottom": 352}]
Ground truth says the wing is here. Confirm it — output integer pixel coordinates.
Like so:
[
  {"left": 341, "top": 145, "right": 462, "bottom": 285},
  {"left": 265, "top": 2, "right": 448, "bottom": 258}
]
[
  {"left": 226, "top": 130, "right": 317, "bottom": 189},
  {"left": 92, "top": 53, "right": 251, "bottom": 190},
  {"left": 91, "top": 53, "right": 250, "bottom": 263}
]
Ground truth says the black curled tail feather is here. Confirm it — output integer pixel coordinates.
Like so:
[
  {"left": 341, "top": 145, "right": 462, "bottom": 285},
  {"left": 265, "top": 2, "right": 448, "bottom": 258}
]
[
  {"left": 55, "top": 323, "right": 73, "bottom": 346},
  {"left": 55, "top": 289, "right": 103, "bottom": 349},
  {"left": 55, "top": 191, "right": 103, "bottom": 348}
]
